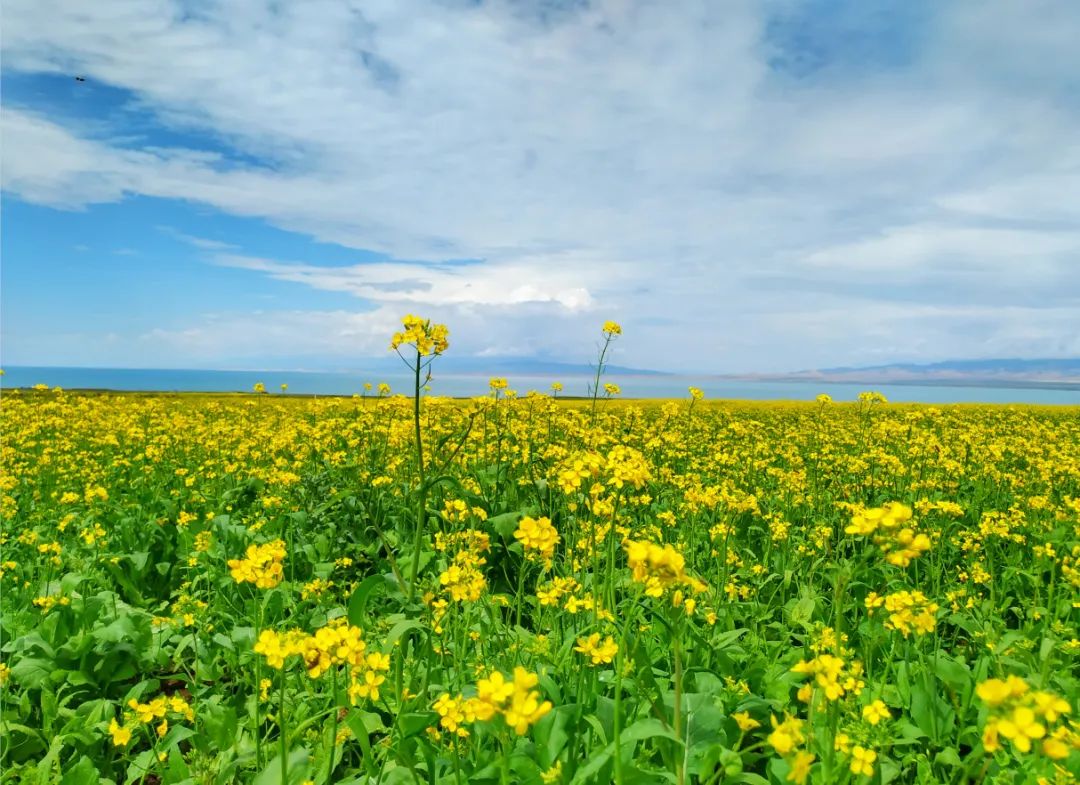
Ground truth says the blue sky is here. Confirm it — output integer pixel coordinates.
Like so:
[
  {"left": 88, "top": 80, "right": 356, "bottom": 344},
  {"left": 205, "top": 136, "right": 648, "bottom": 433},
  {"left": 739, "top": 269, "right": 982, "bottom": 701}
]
[{"left": 2, "top": 0, "right": 1078, "bottom": 372}]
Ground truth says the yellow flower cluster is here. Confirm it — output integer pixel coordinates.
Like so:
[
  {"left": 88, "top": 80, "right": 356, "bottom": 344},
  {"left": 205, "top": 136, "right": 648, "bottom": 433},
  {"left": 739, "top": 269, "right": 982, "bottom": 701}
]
[
  {"left": 977, "top": 676, "right": 1074, "bottom": 758},
  {"left": 389, "top": 314, "right": 449, "bottom": 357},
  {"left": 109, "top": 694, "right": 194, "bottom": 747},
  {"left": 253, "top": 628, "right": 311, "bottom": 669},
  {"left": 252, "top": 621, "right": 391, "bottom": 701},
  {"left": 868, "top": 589, "right": 939, "bottom": 637},
  {"left": 438, "top": 551, "right": 488, "bottom": 602},
  {"left": 32, "top": 594, "right": 70, "bottom": 613},
  {"left": 227, "top": 539, "right": 286, "bottom": 589},
  {"left": 625, "top": 540, "right": 702, "bottom": 598},
  {"left": 439, "top": 500, "right": 488, "bottom": 525},
  {"left": 604, "top": 445, "right": 651, "bottom": 490},
  {"left": 534, "top": 576, "right": 613, "bottom": 619},
  {"left": 792, "top": 653, "right": 865, "bottom": 702},
  {"left": 602, "top": 320, "right": 622, "bottom": 336},
  {"left": 845, "top": 503, "right": 931, "bottom": 567},
  {"left": 767, "top": 715, "right": 815, "bottom": 783},
  {"left": 556, "top": 451, "right": 604, "bottom": 494},
  {"left": 301, "top": 577, "right": 334, "bottom": 600},
  {"left": 347, "top": 652, "right": 391, "bottom": 704},
  {"left": 514, "top": 516, "right": 560, "bottom": 563},
  {"left": 574, "top": 633, "right": 618, "bottom": 665},
  {"left": 432, "top": 667, "right": 552, "bottom": 739}
]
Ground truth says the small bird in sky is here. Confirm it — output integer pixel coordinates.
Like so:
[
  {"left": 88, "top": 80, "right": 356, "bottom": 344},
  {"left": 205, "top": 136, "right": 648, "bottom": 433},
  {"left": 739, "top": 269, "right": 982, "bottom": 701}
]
[{"left": 74, "top": 76, "right": 86, "bottom": 82}]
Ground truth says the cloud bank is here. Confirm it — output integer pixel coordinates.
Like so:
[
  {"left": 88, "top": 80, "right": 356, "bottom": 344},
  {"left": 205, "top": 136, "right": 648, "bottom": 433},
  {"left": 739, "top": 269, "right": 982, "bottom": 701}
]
[{"left": 2, "top": 0, "right": 1078, "bottom": 370}]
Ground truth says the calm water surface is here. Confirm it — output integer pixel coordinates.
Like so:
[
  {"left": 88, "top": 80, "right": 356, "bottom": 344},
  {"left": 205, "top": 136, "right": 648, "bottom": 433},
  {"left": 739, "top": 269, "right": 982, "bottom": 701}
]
[{"left": 2, "top": 366, "right": 1077, "bottom": 404}]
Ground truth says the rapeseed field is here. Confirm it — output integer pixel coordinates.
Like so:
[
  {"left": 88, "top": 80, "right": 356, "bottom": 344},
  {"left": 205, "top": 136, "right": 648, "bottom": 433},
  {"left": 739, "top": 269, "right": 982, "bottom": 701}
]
[{"left": 1, "top": 319, "right": 1078, "bottom": 784}]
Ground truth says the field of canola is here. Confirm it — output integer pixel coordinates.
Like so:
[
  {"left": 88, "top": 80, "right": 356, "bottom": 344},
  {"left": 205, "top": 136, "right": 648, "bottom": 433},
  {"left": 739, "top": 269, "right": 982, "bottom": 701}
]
[{"left": 1, "top": 321, "right": 1079, "bottom": 785}]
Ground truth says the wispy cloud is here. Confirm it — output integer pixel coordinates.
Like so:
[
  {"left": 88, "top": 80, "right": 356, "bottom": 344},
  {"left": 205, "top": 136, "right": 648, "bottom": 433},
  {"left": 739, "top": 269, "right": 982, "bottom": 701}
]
[
  {"left": 157, "top": 226, "right": 237, "bottom": 251},
  {"left": 212, "top": 253, "right": 595, "bottom": 310}
]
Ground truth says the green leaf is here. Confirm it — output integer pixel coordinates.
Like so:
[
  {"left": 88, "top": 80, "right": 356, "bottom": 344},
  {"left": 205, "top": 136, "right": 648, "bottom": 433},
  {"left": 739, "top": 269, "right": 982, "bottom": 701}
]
[
  {"left": 200, "top": 701, "right": 239, "bottom": 750},
  {"left": 60, "top": 755, "right": 99, "bottom": 785},
  {"left": 385, "top": 619, "right": 426, "bottom": 649},
  {"left": 788, "top": 595, "right": 816, "bottom": 628},
  {"left": 398, "top": 711, "right": 436, "bottom": 740},
  {"left": 935, "top": 747, "right": 962, "bottom": 769},
  {"left": 253, "top": 746, "right": 310, "bottom": 785},
  {"left": 534, "top": 704, "right": 575, "bottom": 769},
  {"left": 570, "top": 740, "right": 614, "bottom": 785},
  {"left": 622, "top": 717, "right": 683, "bottom": 746},
  {"left": 930, "top": 655, "right": 970, "bottom": 691},
  {"left": 10, "top": 657, "right": 55, "bottom": 690},
  {"left": 487, "top": 510, "right": 529, "bottom": 540},
  {"left": 92, "top": 615, "right": 137, "bottom": 644},
  {"left": 348, "top": 575, "right": 389, "bottom": 627},
  {"left": 710, "top": 628, "right": 749, "bottom": 650}
]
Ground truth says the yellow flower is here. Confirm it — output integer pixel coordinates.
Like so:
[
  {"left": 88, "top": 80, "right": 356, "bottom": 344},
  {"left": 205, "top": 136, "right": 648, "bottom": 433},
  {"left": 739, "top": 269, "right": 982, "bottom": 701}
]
[
  {"left": 433, "top": 693, "right": 471, "bottom": 737},
  {"left": 602, "top": 321, "right": 622, "bottom": 336},
  {"left": 977, "top": 678, "right": 1015, "bottom": 707},
  {"left": 849, "top": 746, "right": 877, "bottom": 777},
  {"left": 1031, "top": 691, "right": 1070, "bottom": 723},
  {"left": 996, "top": 706, "right": 1046, "bottom": 753},
  {"left": 108, "top": 718, "right": 132, "bottom": 747},
  {"left": 624, "top": 540, "right": 697, "bottom": 597},
  {"left": 476, "top": 670, "right": 515, "bottom": 710},
  {"left": 1041, "top": 727, "right": 1071, "bottom": 760},
  {"left": 732, "top": 711, "right": 760, "bottom": 732},
  {"left": 787, "top": 750, "right": 815, "bottom": 784},
  {"left": 389, "top": 314, "right": 449, "bottom": 357},
  {"left": 767, "top": 715, "right": 804, "bottom": 755},
  {"left": 503, "top": 667, "right": 552, "bottom": 735},
  {"left": 541, "top": 762, "right": 562, "bottom": 784},
  {"left": 227, "top": 540, "right": 287, "bottom": 589},
  {"left": 574, "top": 633, "right": 618, "bottom": 666},
  {"left": 514, "top": 516, "right": 560, "bottom": 562},
  {"left": 862, "top": 700, "right": 890, "bottom": 725}
]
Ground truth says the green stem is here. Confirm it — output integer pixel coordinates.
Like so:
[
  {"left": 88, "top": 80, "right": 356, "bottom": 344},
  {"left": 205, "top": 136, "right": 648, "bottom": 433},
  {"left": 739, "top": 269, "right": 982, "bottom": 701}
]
[
  {"left": 673, "top": 619, "right": 685, "bottom": 785},
  {"left": 326, "top": 669, "right": 339, "bottom": 785},
  {"left": 589, "top": 335, "right": 612, "bottom": 428},
  {"left": 407, "top": 351, "right": 427, "bottom": 603},
  {"left": 279, "top": 668, "right": 288, "bottom": 785},
  {"left": 254, "top": 600, "right": 263, "bottom": 770}
]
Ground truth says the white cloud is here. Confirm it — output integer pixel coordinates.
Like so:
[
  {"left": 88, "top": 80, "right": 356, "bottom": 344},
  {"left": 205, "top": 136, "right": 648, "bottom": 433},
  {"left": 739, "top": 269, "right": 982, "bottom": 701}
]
[
  {"left": 213, "top": 253, "right": 596, "bottom": 310},
  {"left": 1, "top": 0, "right": 1078, "bottom": 370}
]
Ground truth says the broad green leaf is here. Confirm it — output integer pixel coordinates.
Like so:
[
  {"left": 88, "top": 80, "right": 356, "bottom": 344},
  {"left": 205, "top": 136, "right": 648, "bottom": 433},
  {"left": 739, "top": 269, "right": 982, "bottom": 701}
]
[{"left": 253, "top": 746, "right": 310, "bottom": 785}]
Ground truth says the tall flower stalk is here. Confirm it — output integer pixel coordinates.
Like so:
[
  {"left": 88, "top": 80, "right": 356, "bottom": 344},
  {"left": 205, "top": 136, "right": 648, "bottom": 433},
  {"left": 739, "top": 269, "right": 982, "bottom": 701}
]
[
  {"left": 589, "top": 321, "right": 622, "bottom": 426},
  {"left": 390, "top": 315, "right": 450, "bottom": 602}
]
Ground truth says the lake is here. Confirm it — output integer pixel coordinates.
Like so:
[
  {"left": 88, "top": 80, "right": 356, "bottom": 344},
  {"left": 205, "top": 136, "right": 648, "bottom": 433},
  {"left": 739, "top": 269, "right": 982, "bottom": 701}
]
[{"left": 1, "top": 366, "right": 1077, "bottom": 404}]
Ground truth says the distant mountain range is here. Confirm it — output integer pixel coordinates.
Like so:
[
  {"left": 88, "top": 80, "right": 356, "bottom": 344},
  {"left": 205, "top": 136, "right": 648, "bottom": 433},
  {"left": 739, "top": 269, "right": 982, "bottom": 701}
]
[
  {"left": 430, "top": 356, "right": 667, "bottom": 376},
  {"left": 753, "top": 358, "right": 1080, "bottom": 388}
]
